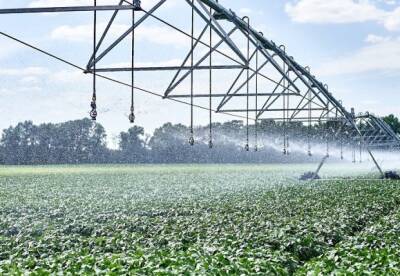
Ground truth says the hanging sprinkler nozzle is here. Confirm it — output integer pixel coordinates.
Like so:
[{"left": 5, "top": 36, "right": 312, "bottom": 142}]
[
  {"left": 208, "top": 140, "right": 213, "bottom": 149},
  {"left": 90, "top": 110, "right": 97, "bottom": 121},
  {"left": 245, "top": 144, "right": 250, "bottom": 152},
  {"left": 91, "top": 0, "right": 97, "bottom": 122},
  {"left": 129, "top": 113, "right": 135, "bottom": 124},
  {"left": 90, "top": 96, "right": 97, "bottom": 121},
  {"left": 189, "top": 136, "right": 195, "bottom": 146},
  {"left": 129, "top": 107, "right": 135, "bottom": 124}
]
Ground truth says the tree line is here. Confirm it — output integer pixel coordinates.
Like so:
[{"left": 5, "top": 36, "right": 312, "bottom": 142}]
[{"left": 0, "top": 115, "right": 398, "bottom": 165}]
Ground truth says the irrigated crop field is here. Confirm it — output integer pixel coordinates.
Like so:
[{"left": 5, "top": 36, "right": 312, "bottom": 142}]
[{"left": 0, "top": 165, "right": 399, "bottom": 274}]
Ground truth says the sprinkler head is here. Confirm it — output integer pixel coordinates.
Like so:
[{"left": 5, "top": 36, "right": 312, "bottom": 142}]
[
  {"left": 189, "top": 136, "right": 195, "bottom": 146},
  {"left": 308, "top": 151, "right": 312, "bottom": 157},
  {"left": 90, "top": 109, "right": 97, "bottom": 121},
  {"left": 254, "top": 145, "right": 258, "bottom": 152},
  {"left": 208, "top": 140, "right": 213, "bottom": 149},
  {"left": 283, "top": 149, "right": 287, "bottom": 155},
  {"left": 245, "top": 144, "right": 250, "bottom": 152},
  {"left": 90, "top": 101, "right": 97, "bottom": 110},
  {"left": 129, "top": 113, "right": 135, "bottom": 124}
]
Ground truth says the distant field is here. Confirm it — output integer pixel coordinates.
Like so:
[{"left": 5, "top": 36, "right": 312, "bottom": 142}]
[{"left": 0, "top": 164, "right": 399, "bottom": 274}]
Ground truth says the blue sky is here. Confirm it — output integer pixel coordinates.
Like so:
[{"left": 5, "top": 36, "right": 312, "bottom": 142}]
[{"left": 0, "top": 0, "right": 399, "bottom": 146}]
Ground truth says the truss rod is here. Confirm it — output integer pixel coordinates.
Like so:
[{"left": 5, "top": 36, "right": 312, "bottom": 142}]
[
  {"left": 87, "top": 0, "right": 167, "bottom": 69},
  {"left": 257, "top": 77, "right": 286, "bottom": 118},
  {"left": 258, "top": 76, "right": 303, "bottom": 119},
  {"left": 208, "top": 4, "right": 213, "bottom": 149},
  {"left": 143, "top": 9, "right": 302, "bottom": 96},
  {"left": 217, "top": 54, "right": 270, "bottom": 111},
  {"left": 220, "top": 108, "right": 327, "bottom": 113},
  {"left": 90, "top": 0, "right": 98, "bottom": 121},
  {"left": 291, "top": 92, "right": 328, "bottom": 120},
  {"left": 168, "top": 93, "right": 299, "bottom": 98},
  {"left": 86, "top": 0, "right": 124, "bottom": 69},
  {"left": 191, "top": 0, "right": 247, "bottom": 63},
  {"left": 0, "top": 5, "right": 137, "bottom": 14},
  {"left": 198, "top": 0, "right": 310, "bottom": 97},
  {"left": 142, "top": 10, "right": 244, "bottom": 67},
  {"left": 165, "top": 25, "right": 237, "bottom": 98},
  {"left": 258, "top": 117, "right": 345, "bottom": 122},
  {"left": 90, "top": 65, "right": 245, "bottom": 72},
  {"left": 189, "top": 0, "right": 195, "bottom": 145},
  {"left": 0, "top": 31, "right": 258, "bottom": 122}
]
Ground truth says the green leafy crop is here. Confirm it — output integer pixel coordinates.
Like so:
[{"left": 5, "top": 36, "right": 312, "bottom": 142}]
[{"left": 0, "top": 164, "right": 399, "bottom": 275}]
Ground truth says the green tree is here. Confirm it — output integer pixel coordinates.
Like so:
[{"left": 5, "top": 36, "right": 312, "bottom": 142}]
[
  {"left": 0, "top": 119, "right": 108, "bottom": 165},
  {"left": 148, "top": 123, "right": 195, "bottom": 163},
  {"left": 0, "top": 121, "right": 38, "bottom": 164},
  {"left": 119, "top": 126, "right": 148, "bottom": 163},
  {"left": 55, "top": 119, "right": 108, "bottom": 164},
  {"left": 383, "top": 114, "right": 400, "bottom": 134}
]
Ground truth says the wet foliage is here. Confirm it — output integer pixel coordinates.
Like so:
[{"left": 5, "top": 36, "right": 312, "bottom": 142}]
[{"left": 0, "top": 165, "right": 399, "bottom": 274}]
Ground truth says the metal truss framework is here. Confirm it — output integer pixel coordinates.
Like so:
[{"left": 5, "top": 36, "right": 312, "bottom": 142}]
[
  {"left": 355, "top": 113, "right": 400, "bottom": 150},
  {"left": 1, "top": 0, "right": 399, "bottom": 177}
]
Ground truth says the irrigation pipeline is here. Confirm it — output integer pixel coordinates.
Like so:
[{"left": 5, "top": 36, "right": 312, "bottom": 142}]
[{"left": 0, "top": 31, "right": 256, "bottom": 122}]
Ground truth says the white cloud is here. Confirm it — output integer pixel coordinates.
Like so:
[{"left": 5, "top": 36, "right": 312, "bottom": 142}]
[
  {"left": 29, "top": 0, "right": 118, "bottom": 7},
  {"left": 0, "top": 39, "right": 22, "bottom": 61},
  {"left": 50, "top": 69, "right": 89, "bottom": 83},
  {"left": 285, "top": 0, "right": 385, "bottom": 23},
  {"left": 239, "top": 8, "right": 253, "bottom": 14},
  {"left": 381, "top": 0, "right": 398, "bottom": 5},
  {"left": 0, "top": 67, "right": 49, "bottom": 77},
  {"left": 381, "top": 0, "right": 397, "bottom": 5},
  {"left": 136, "top": 26, "right": 187, "bottom": 47},
  {"left": 29, "top": 0, "right": 176, "bottom": 9},
  {"left": 361, "top": 99, "right": 379, "bottom": 105},
  {"left": 238, "top": 7, "right": 264, "bottom": 16},
  {"left": 365, "top": 34, "right": 391, "bottom": 43},
  {"left": 318, "top": 36, "right": 400, "bottom": 76},
  {"left": 50, "top": 22, "right": 130, "bottom": 42},
  {"left": 50, "top": 23, "right": 188, "bottom": 47},
  {"left": 106, "top": 59, "right": 184, "bottom": 68},
  {"left": 18, "top": 86, "right": 43, "bottom": 92},
  {"left": 384, "top": 7, "right": 400, "bottom": 30},
  {"left": 285, "top": 0, "right": 400, "bottom": 31},
  {"left": 19, "top": 76, "right": 41, "bottom": 85}
]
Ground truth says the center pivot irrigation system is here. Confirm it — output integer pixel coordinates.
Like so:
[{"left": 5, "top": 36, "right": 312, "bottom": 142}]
[{"left": 0, "top": 0, "right": 399, "bottom": 179}]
